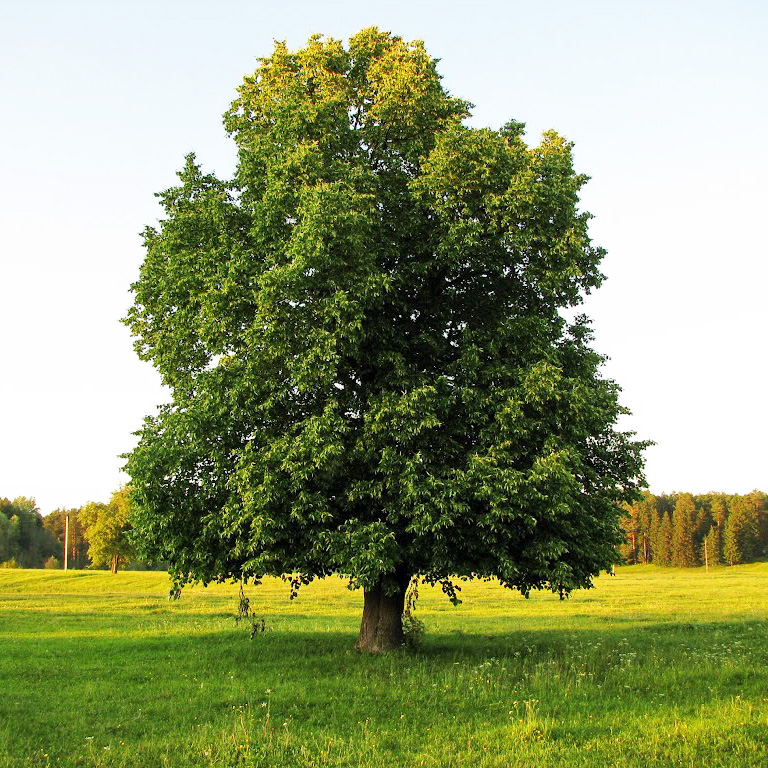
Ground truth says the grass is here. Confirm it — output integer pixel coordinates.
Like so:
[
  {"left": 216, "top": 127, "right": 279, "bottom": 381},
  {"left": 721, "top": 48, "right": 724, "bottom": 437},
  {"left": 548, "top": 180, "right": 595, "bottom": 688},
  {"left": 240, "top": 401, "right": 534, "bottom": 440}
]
[{"left": 1, "top": 564, "right": 768, "bottom": 767}]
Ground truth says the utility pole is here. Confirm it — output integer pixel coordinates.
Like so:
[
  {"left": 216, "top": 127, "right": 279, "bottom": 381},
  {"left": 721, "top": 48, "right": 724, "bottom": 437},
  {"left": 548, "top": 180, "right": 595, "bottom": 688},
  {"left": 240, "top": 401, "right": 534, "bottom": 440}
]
[{"left": 64, "top": 514, "right": 69, "bottom": 572}]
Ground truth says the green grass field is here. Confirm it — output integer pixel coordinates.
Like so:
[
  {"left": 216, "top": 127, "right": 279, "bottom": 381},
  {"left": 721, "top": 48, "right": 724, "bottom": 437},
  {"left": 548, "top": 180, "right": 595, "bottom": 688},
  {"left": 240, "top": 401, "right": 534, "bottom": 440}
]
[{"left": 2, "top": 565, "right": 767, "bottom": 767}]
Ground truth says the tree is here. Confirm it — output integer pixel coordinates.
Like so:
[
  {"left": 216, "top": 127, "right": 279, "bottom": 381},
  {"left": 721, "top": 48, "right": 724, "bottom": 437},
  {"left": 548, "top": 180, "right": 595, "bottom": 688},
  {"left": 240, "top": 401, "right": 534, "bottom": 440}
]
[
  {"left": 708, "top": 494, "right": 728, "bottom": 565},
  {"left": 723, "top": 495, "right": 759, "bottom": 566},
  {"left": 124, "top": 29, "right": 648, "bottom": 652},
  {"left": 654, "top": 512, "right": 673, "bottom": 566},
  {"left": 79, "top": 489, "right": 133, "bottom": 573},
  {"left": 692, "top": 502, "right": 711, "bottom": 553},
  {"left": 671, "top": 493, "right": 697, "bottom": 567},
  {"left": 620, "top": 502, "right": 643, "bottom": 565},
  {"left": 701, "top": 527, "right": 718, "bottom": 569},
  {"left": 746, "top": 490, "right": 768, "bottom": 557},
  {"left": 621, "top": 492, "right": 656, "bottom": 564},
  {"left": 0, "top": 497, "right": 58, "bottom": 568},
  {"left": 638, "top": 494, "right": 657, "bottom": 564}
]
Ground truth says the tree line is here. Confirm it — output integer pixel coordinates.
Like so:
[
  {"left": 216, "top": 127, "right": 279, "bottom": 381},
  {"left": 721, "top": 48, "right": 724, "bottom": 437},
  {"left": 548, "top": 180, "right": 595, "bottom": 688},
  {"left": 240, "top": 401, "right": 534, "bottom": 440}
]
[
  {"left": 0, "top": 497, "right": 60, "bottom": 568},
  {"left": 5, "top": 487, "right": 766, "bottom": 572},
  {"left": 0, "top": 489, "right": 138, "bottom": 572},
  {"left": 620, "top": 491, "right": 768, "bottom": 567}
]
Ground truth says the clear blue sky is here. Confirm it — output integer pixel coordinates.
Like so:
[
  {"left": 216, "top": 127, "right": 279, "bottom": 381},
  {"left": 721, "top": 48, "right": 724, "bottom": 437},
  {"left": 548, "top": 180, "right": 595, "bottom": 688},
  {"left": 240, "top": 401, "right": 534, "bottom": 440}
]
[{"left": 1, "top": 0, "right": 766, "bottom": 514}]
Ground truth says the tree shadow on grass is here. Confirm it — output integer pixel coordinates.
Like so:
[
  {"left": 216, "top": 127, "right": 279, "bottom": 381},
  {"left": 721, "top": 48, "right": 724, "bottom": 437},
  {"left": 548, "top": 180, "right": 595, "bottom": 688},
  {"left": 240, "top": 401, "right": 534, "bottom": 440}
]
[{"left": 3, "top": 618, "right": 768, "bottom": 765}]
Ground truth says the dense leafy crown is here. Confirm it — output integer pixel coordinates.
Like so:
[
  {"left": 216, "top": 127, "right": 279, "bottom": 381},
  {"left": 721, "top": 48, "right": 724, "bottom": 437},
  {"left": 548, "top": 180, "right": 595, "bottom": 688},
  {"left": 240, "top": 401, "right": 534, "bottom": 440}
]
[{"left": 125, "top": 29, "right": 647, "bottom": 598}]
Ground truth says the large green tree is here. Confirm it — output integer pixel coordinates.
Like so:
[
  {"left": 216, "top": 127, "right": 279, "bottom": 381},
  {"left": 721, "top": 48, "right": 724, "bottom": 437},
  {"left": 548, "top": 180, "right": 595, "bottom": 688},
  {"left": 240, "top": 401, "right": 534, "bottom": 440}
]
[{"left": 125, "top": 29, "right": 647, "bottom": 652}]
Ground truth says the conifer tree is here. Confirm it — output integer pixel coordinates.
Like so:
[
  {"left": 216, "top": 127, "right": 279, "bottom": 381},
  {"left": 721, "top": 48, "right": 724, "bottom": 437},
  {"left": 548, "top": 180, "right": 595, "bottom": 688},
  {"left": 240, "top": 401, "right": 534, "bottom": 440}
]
[
  {"left": 638, "top": 494, "right": 656, "bottom": 564},
  {"left": 746, "top": 491, "right": 768, "bottom": 557},
  {"left": 723, "top": 496, "right": 757, "bottom": 565},
  {"left": 693, "top": 503, "right": 711, "bottom": 552},
  {"left": 672, "top": 493, "right": 698, "bottom": 567},
  {"left": 656, "top": 512, "right": 673, "bottom": 566},
  {"left": 709, "top": 495, "right": 728, "bottom": 565},
  {"left": 723, "top": 511, "right": 741, "bottom": 566},
  {"left": 701, "top": 527, "right": 718, "bottom": 569},
  {"left": 648, "top": 506, "right": 660, "bottom": 564},
  {"left": 620, "top": 501, "right": 643, "bottom": 564}
]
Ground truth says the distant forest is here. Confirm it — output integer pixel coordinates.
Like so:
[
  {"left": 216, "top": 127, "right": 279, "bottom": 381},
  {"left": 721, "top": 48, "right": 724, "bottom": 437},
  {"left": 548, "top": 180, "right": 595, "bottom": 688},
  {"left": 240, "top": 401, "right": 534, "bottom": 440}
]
[
  {"left": 0, "top": 498, "right": 91, "bottom": 569},
  {"left": 0, "top": 498, "right": 63, "bottom": 569},
  {"left": 0, "top": 497, "right": 153, "bottom": 571},
  {"left": 2, "top": 491, "right": 767, "bottom": 570},
  {"left": 620, "top": 491, "right": 768, "bottom": 567}
]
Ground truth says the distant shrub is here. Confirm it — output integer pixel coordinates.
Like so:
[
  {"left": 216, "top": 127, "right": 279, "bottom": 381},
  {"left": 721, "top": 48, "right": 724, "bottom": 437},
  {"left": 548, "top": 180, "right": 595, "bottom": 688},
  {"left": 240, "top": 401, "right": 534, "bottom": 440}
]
[
  {"left": 0, "top": 558, "right": 21, "bottom": 569},
  {"left": 44, "top": 556, "right": 61, "bottom": 570},
  {"left": 402, "top": 613, "right": 426, "bottom": 649}
]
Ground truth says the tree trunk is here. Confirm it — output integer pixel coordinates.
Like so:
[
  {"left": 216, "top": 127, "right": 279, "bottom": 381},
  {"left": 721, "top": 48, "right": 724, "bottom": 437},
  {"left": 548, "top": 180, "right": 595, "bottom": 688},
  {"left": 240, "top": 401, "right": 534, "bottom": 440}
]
[
  {"left": 355, "top": 573, "right": 410, "bottom": 653},
  {"left": 111, "top": 553, "right": 119, "bottom": 574}
]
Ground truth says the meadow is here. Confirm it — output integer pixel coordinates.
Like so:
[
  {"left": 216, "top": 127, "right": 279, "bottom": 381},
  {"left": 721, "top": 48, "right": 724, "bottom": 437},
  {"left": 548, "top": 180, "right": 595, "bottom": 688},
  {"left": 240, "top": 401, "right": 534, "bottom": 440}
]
[{"left": 1, "top": 565, "right": 767, "bottom": 767}]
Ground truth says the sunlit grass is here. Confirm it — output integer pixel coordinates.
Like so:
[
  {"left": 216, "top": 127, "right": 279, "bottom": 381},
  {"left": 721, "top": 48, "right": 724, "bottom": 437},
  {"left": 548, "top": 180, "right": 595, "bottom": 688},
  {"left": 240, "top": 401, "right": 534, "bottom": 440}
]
[{"left": 2, "top": 564, "right": 768, "bottom": 766}]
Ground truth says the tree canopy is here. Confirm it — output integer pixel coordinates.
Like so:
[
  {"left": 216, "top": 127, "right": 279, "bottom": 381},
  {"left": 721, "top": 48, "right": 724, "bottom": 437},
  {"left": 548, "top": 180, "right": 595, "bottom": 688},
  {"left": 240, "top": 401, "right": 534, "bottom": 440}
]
[
  {"left": 0, "top": 497, "right": 58, "bottom": 568},
  {"left": 79, "top": 488, "right": 134, "bottom": 573},
  {"left": 125, "top": 28, "right": 648, "bottom": 651}
]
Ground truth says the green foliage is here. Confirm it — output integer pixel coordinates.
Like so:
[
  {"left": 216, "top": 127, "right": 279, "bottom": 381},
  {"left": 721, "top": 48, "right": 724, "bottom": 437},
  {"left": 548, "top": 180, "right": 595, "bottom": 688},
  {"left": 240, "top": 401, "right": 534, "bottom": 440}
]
[
  {"left": 672, "top": 494, "right": 698, "bottom": 567},
  {"left": 79, "top": 489, "right": 134, "bottom": 573},
  {"left": 621, "top": 491, "right": 767, "bottom": 568},
  {"left": 401, "top": 576, "right": 426, "bottom": 649},
  {"left": 0, "top": 497, "right": 58, "bottom": 568},
  {"left": 43, "top": 508, "right": 89, "bottom": 569},
  {"left": 701, "top": 527, "right": 719, "bottom": 568},
  {"left": 619, "top": 492, "right": 655, "bottom": 564},
  {"left": 235, "top": 581, "right": 270, "bottom": 639},
  {"left": 655, "top": 512, "right": 673, "bottom": 566},
  {"left": 124, "top": 29, "right": 647, "bottom": 610},
  {"left": 723, "top": 497, "right": 749, "bottom": 566}
]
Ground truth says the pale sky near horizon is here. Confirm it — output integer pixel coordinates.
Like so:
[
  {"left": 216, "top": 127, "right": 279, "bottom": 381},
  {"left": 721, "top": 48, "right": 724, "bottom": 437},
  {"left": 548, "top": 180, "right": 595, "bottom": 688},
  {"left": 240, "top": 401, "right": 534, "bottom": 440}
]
[{"left": 1, "top": 1, "right": 766, "bottom": 516}]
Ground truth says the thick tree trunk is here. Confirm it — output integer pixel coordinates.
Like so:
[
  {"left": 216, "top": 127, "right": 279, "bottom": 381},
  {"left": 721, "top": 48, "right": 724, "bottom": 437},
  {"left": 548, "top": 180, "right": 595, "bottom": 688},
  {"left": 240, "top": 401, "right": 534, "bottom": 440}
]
[
  {"left": 111, "top": 553, "right": 119, "bottom": 574},
  {"left": 355, "top": 573, "right": 410, "bottom": 653}
]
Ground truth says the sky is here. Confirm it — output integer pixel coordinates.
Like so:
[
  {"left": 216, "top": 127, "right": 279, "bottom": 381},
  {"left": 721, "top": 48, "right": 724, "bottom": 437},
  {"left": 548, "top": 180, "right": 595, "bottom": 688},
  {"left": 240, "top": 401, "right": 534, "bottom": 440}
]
[{"left": 1, "top": 0, "right": 766, "bottom": 516}]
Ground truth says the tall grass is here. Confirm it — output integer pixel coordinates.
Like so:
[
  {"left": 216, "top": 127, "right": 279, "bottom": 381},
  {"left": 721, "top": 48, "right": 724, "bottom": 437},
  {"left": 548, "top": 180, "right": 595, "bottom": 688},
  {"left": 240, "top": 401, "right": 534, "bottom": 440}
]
[{"left": 1, "top": 565, "right": 767, "bottom": 767}]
